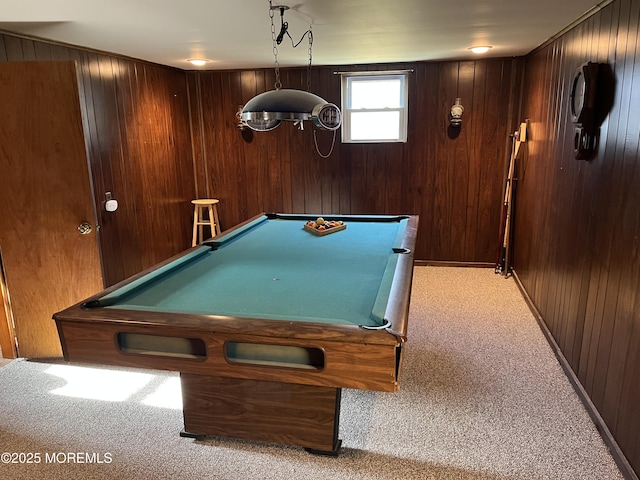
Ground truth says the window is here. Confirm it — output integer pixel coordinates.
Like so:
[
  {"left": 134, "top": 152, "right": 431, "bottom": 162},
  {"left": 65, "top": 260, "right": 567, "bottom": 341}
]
[{"left": 341, "top": 73, "right": 408, "bottom": 143}]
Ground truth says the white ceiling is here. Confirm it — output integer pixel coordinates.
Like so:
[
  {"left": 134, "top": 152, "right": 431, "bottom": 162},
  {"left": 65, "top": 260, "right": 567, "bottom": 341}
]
[{"left": 0, "top": 0, "right": 603, "bottom": 70}]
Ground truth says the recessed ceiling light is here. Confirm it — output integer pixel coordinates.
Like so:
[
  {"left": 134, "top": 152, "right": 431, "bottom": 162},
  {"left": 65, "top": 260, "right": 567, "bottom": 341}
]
[
  {"left": 469, "top": 46, "right": 492, "bottom": 54},
  {"left": 187, "top": 59, "right": 209, "bottom": 66}
]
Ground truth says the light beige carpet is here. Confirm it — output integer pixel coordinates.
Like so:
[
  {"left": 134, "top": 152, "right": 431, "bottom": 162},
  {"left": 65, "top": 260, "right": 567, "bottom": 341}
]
[{"left": 0, "top": 267, "right": 625, "bottom": 479}]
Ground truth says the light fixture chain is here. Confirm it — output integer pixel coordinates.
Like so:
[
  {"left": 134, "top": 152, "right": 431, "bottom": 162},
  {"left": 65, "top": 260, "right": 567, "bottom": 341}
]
[
  {"left": 306, "top": 27, "right": 313, "bottom": 91},
  {"left": 269, "top": 0, "right": 281, "bottom": 90}
]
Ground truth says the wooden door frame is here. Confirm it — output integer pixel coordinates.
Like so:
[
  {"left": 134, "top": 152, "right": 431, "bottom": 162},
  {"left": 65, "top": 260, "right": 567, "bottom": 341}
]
[{"left": 0, "top": 251, "right": 17, "bottom": 358}]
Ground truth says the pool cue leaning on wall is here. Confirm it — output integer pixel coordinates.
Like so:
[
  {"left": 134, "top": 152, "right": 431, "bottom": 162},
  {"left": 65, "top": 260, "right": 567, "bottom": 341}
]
[{"left": 496, "top": 121, "right": 527, "bottom": 277}]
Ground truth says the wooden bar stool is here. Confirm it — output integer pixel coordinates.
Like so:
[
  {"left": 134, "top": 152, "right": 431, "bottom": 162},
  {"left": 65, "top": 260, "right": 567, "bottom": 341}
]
[{"left": 191, "top": 199, "right": 221, "bottom": 246}]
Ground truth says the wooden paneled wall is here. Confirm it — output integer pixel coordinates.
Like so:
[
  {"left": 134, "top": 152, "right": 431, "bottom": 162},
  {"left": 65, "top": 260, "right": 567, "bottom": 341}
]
[
  {"left": 515, "top": 0, "right": 640, "bottom": 473},
  {"left": 0, "top": 31, "right": 522, "bottom": 273},
  {"left": 188, "top": 58, "right": 523, "bottom": 262},
  {"left": 0, "top": 32, "right": 195, "bottom": 287}
]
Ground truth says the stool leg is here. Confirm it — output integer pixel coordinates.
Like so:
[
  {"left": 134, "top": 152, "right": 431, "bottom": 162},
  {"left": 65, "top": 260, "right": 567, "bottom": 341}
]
[
  {"left": 198, "top": 206, "right": 205, "bottom": 244},
  {"left": 192, "top": 206, "right": 199, "bottom": 247},
  {"left": 207, "top": 205, "right": 215, "bottom": 239},
  {"left": 212, "top": 204, "right": 221, "bottom": 236}
]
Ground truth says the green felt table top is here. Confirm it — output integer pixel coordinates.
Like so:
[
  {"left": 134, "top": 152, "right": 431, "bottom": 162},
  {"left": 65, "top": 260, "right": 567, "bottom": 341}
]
[{"left": 101, "top": 214, "right": 409, "bottom": 327}]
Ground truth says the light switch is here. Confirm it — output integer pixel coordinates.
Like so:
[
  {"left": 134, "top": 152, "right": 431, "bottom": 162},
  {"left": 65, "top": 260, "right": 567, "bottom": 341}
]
[{"left": 105, "top": 199, "right": 118, "bottom": 212}]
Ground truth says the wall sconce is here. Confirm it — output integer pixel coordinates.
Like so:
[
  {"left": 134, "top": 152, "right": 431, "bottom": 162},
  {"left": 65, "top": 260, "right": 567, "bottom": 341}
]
[{"left": 449, "top": 98, "right": 464, "bottom": 127}]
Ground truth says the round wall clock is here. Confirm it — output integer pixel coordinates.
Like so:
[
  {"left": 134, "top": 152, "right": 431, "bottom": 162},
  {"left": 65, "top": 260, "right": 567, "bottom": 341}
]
[
  {"left": 570, "top": 70, "right": 586, "bottom": 121},
  {"left": 570, "top": 62, "right": 601, "bottom": 160},
  {"left": 570, "top": 62, "right": 599, "bottom": 130}
]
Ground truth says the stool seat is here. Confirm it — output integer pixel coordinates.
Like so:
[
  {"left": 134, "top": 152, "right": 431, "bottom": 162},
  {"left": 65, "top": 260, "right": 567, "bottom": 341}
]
[{"left": 191, "top": 199, "right": 221, "bottom": 246}]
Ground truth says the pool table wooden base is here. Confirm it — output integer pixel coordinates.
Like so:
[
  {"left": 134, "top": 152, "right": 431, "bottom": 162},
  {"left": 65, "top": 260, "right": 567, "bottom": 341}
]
[{"left": 180, "top": 374, "right": 342, "bottom": 455}]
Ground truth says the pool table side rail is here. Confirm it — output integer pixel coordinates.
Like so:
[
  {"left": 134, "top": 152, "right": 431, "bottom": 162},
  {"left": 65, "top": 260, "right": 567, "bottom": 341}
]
[
  {"left": 54, "top": 305, "right": 402, "bottom": 345},
  {"left": 54, "top": 319, "right": 403, "bottom": 392},
  {"left": 204, "top": 212, "right": 270, "bottom": 248},
  {"left": 66, "top": 213, "right": 271, "bottom": 311},
  {"left": 381, "top": 215, "right": 418, "bottom": 340},
  {"left": 263, "top": 212, "right": 413, "bottom": 222},
  {"left": 88, "top": 246, "right": 211, "bottom": 308}
]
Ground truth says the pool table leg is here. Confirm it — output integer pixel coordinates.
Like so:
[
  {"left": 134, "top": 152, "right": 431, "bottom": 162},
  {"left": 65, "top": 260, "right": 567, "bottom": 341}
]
[
  {"left": 179, "top": 430, "right": 206, "bottom": 441},
  {"left": 304, "top": 439, "right": 342, "bottom": 457},
  {"left": 180, "top": 373, "right": 342, "bottom": 454}
]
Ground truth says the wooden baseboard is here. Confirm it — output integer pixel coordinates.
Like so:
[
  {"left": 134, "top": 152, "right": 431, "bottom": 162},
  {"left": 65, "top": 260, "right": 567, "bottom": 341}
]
[
  {"left": 414, "top": 260, "right": 495, "bottom": 268},
  {"left": 511, "top": 269, "right": 638, "bottom": 480}
]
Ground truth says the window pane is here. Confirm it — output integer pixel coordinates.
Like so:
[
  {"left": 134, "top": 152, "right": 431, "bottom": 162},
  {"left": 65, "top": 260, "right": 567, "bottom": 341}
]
[
  {"left": 351, "top": 111, "right": 400, "bottom": 141},
  {"left": 341, "top": 73, "right": 408, "bottom": 143},
  {"left": 350, "top": 78, "right": 402, "bottom": 109}
]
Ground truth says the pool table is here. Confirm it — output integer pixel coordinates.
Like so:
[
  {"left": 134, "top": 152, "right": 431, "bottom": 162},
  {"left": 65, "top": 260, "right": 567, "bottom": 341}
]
[{"left": 54, "top": 212, "right": 418, "bottom": 455}]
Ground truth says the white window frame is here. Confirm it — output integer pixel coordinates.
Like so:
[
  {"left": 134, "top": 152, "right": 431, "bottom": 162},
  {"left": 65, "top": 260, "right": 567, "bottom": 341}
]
[{"left": 340, "top": 73, "right": 409, "bottom": 143}]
